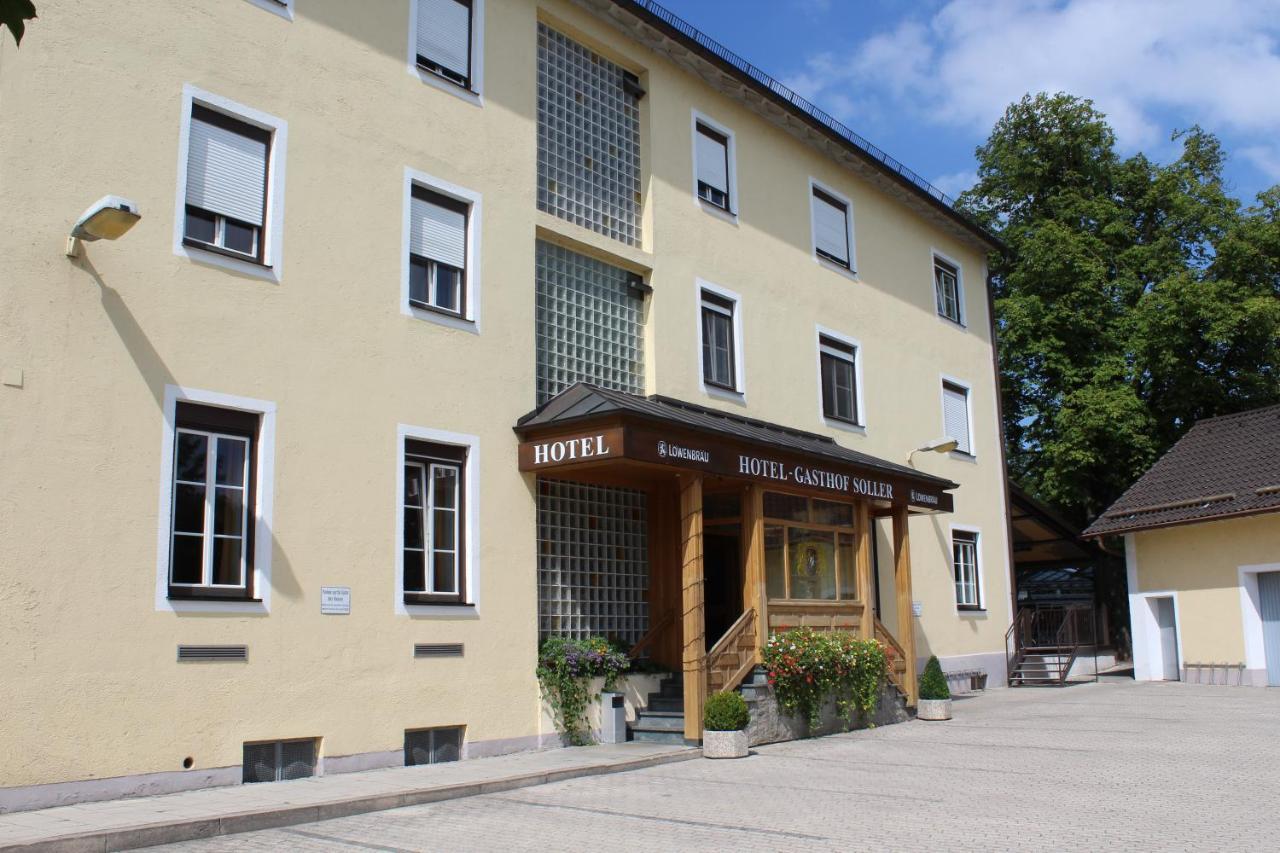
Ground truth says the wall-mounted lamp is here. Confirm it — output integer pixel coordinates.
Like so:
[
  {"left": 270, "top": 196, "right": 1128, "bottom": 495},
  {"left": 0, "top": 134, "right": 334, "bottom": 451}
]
[
  {"left": 65, "top": 195, "right": 141, "bottom": 258},
  {"left": 907, "top": 436, "right": 958, "bottom": 463}
]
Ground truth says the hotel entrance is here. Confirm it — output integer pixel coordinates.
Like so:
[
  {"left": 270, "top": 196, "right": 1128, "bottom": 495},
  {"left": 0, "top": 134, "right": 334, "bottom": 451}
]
[{"left": 518, "top": 384, "right": 957, "bottom": 742}]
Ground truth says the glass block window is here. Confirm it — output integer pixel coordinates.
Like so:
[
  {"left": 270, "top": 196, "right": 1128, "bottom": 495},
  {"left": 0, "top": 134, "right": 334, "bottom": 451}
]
[
  {"left": 537, "top": 479, "right": 648, "bottom": 646},
  {"left": 536, "top": 22, "right": 642, "bottom": 246},
  {"left": 535, "top": 240, "right": 644, "bottom": 404}
]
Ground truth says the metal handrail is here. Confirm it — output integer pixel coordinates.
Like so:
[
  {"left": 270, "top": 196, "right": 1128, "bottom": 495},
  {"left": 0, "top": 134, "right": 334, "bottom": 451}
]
[{"left": 622, "top": 0, "right": 963, "bottom": 212}]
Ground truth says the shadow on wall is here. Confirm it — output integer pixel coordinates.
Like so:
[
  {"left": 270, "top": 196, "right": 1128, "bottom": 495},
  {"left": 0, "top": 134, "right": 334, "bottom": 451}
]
[{"left": 73, "top": 253, "right": 303, "bottom": 607}]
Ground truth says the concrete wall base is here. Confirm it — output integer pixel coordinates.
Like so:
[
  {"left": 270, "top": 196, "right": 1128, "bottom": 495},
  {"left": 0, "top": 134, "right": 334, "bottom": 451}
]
[{"left": 0, "top": 731, "right": 552, "bottom": 815}]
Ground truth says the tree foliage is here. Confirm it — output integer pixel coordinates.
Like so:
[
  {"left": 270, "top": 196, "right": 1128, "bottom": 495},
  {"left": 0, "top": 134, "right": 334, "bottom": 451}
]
[
  {"left": 959, "top": 93, "right": 1280, "bottom": 522},
  {"left": 0, "top": 0, "right": 36, "bottom": 46}
]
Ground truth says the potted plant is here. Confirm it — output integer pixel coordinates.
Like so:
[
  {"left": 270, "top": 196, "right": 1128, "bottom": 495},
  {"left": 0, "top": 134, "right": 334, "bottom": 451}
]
[
  {"left": 702, "top": 691, "right": 750, "bottom": 758},
  {"left": 916, "top": 655, "right": 952, "bottom": 721}
]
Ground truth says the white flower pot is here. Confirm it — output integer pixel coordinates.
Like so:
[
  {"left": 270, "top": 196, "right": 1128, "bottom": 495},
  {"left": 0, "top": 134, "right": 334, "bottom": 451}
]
[
  {"left": 916, "top": 698, "right": 952, "bottom": 721},
  {"left": 702, "top": 729, "right": 748, "bottom": 759}
]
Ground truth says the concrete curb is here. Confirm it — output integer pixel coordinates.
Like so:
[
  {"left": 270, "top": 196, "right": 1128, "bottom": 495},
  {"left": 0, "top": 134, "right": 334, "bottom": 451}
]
[{"left": 2, "top": 749, "right": 701, "bottom": 853}]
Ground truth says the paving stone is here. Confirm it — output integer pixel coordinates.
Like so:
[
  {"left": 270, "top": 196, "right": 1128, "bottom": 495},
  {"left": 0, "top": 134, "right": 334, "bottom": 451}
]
[{"left": 145, "top": 682, "right": 1280, "bottom": 852}]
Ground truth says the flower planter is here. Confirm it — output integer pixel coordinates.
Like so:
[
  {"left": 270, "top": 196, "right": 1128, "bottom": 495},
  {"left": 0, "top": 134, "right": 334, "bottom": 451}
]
[
  {"left": 703, "top": 729, "right": 748, "bottom": 759},
  {"left": 916, "top": 698, "right": 952, "bottom": 721}
]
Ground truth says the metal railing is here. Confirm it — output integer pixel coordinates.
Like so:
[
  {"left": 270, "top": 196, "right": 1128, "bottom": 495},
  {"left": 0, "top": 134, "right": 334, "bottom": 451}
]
[
  {"left": 1006, "top": 604, "right": 1098, "bottom": 685},
  {"left": 622, "top": 0, "right": 961, "bottom": 210}
]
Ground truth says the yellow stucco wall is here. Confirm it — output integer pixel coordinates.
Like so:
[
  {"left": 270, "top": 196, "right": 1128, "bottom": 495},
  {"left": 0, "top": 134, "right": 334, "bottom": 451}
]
[
  {"left": 0, "top": 0, "right": 1012, "bottom": 791},
  {"left": 1132, "top": 514, "right": 1280, "bottom": 666}
]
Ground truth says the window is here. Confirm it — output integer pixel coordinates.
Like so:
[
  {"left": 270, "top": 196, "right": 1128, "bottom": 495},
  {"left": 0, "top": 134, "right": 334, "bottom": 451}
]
[
  {"left": 536, "top": 23, "right": 643, "bottom": 246},
  {"left": 168, "top": 403, "right": 258, "bottom": 600},
  {"left": 534, "top": 241, "right": 644, "bottom": 404},
  {"left": 953, "top": 530, "right": 980, "bottom": 608},
  {"left": 935, "top": 256, "right": 962, "bottom": 324},
  {"left": 403, "top": 440, "right": 466, "bottom": 604},
  {"left": 811, "top": 185, "right": 852, "bottom": 269},
  {"left": 184, "top": 105, "right": 271, "bottom": 264},
  {"left": 942, "top": 380, "right": 972, "bottom": 455},
  {"left": 405, "top": 727, "right": 463, "bottom": 766},
  {"left": 700, "top": 290, "right": 737, "bottom": 391},
  {"left": 409, "top": 186, "right": 468, "bottom": 316},
  {"left": 415, "top": 0, "right": 474, "bottom": 89},
  {"left": 694, "top": 122, "right": 731, "bottom": 210},
  {"left": 819, "top": 335, "right": 858, "bottom": 425},
  {"left": 761, "top": 493, "right": 858, "bottom": 602}
]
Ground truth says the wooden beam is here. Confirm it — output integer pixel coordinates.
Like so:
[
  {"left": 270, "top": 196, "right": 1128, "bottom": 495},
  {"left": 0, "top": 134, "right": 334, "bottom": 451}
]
[
  {"left": 892, "top": 504, "right": 918, "bottom": 705},
  {"left": 678, "top": 473, "right": 706, "bottom": 743},
  {"left": 742, "top": 484, "right": 766, "bottom": 658},
  {"left": 854, "top": 500, "right": 874, "bottom": 640}
]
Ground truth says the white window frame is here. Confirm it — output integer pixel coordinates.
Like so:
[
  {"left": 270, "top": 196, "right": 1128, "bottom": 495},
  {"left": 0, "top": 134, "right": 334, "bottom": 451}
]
[
  {"left": 695, "top": 278, "right": 745, "bottom": 401},
  {"left": 402, "top": 167, "right": 482, "bottom": 334},
  {"left": 814, "top": 325, "right": 865, "bottom": 433},
  {"left": 932, "top": 248, "right": 966, "bottom": 327},
  {"left": 407, "top": 0, "right": 485, "bottom": 106},
  {"left": 170, "top": 426, "right": 252, "bottom": 593},
  {"left": 1238, "top": 563, "right": 1280, "bottom": 686},
  {"left": 155, "top": 385, "right": 276, "bottom": 614},
  {"left": 940, "top": 373, "right": 976, "bottom": 459},
  {"left": 396, "top": 424, "right": 481, "bottom": 617},
  {"left": 173, "top": 85, "right": 287, "bottom": 283},
  {"left": 808, "top": 177, "right": 857, "bottom": 279},
  {"left": 950, "top": 525, "right": 984, "bottom": 612},
  {"left": 690, "top": 109, "right": 738, "bottom": 219},
  {"left": 244, "top": 0, "right": 294, "bottom": 20}
]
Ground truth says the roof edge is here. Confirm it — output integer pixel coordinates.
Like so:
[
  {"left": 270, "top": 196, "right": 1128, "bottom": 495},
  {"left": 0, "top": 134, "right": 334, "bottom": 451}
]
[{"left": 608, "top": 0, "right": 1007, "bottom": 255}]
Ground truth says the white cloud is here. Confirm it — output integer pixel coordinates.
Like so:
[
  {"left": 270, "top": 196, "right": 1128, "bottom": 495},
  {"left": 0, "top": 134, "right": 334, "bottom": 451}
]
[
  {"left": 786, "top": 0, "right": 1280, "bottom": 154},
  {"left": 1241, "top": 145, "right": 1280, "bottom": 182},
  {"left": 932, "top": 169, "right": 979, "bottom": 199}
]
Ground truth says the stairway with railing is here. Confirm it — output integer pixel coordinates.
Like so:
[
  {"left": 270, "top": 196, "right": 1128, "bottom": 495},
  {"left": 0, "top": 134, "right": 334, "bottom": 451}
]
[{"left": 1005, "top": 605, "right": 1097, "bottom": 686}]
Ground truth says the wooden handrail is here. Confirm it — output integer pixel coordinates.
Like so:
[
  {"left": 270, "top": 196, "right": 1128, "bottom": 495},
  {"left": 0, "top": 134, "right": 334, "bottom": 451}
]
[
  {"left": 707, "top": 608, "right": 755, "bottom": 663},
  {"left": 706, "top": 608, "right": 758, "bottom": 694},
  {"left": 628, "top": 610, "right": 675, "bottom": 660},
  {"left": 874, "top": 618, "right": 909, "bottom": 695}
]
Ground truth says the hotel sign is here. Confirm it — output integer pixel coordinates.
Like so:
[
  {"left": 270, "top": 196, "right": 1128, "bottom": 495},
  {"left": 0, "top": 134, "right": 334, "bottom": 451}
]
[{"left": 519, "top": 425, "right": 952, "bottom": 512}]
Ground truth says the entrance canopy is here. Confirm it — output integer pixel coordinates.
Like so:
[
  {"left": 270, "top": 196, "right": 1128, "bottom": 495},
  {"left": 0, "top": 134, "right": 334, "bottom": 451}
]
[{"left": 515, "top": 383, "right": 957, "bottom": 514}]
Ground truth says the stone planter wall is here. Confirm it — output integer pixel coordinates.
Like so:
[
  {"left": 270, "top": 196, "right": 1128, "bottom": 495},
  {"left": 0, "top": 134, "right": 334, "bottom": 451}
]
[{"left": 742, "top": 676, "right": 909, "bottom": 747}]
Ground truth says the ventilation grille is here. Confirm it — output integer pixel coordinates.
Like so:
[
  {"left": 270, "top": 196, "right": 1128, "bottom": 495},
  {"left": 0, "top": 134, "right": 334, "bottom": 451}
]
[
  {"left": 414, "top": 643, "right": 464, "bottom": 658},
  {"left": 177, "top": 645, "right": 247, "bottom": 662},
  {"left": 404, "top": 727, "right": 464, "bottom": 767},
  {"left": 243, "top": 738, "right": 317, "bottom": 784}
]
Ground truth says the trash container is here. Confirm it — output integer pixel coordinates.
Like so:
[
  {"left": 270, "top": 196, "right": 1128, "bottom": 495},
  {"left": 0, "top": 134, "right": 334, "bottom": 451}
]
[{"left": 599, "top": 692, "right": 626, "bottom": 744}]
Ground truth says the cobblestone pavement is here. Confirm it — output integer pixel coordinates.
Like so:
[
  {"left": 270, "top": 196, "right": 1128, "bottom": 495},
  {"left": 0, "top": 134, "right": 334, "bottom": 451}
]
[{"left": 154, "top": 681, "right": 1280, "bottom": 852}]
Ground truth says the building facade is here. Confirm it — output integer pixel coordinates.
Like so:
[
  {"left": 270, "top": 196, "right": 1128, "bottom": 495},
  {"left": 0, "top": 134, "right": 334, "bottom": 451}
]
[
  {"left": 0, "top": 0, "right": 1013, "bottom": 809},
  {"left": 1085, "top": 406, "right": 1280, "bottom": 687}
]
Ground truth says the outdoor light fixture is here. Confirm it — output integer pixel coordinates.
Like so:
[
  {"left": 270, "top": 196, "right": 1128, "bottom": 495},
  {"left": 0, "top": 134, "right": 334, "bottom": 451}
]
[
  {"left": 907, "top": 437, "right": 959, "bottom": 462},
  {"left": 65, "top": 195, "right": 141, "bottom": 258}
]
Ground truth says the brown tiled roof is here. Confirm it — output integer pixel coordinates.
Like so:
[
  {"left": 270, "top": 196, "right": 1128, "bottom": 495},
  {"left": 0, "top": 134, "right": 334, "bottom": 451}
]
[{"left": 1083, "top": 404, "right": 1280, "bottom": 538}]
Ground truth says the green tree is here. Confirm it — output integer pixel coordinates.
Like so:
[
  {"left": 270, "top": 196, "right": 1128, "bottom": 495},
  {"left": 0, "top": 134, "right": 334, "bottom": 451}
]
[
  {"left": 960, "top": 93, "right": 1280, "bottom": 521},
  {"left": 0, "top": 0, "right": 36, "bottom": 46}
]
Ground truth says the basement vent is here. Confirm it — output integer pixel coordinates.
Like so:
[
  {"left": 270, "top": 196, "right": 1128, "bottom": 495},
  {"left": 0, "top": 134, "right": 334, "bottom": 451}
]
[
  {"left": 414, "top": 643, "right": 464, "bottom": 658},
  {"left": 242, "top": 738, "right": 318, "bottom": 784},
  {"left": 177, "top": 645, "right": 248, "bottom": 662},
  {"left": 404, "top": 726, "right": 464, "bottom": 766}
]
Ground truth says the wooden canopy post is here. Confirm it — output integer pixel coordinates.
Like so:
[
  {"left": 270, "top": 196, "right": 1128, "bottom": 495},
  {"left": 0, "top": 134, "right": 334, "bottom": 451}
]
[
  {"left": 678, "top": 473, "right": 706, "bottom": 743},
  {"left": 742, "top": 484, "right": 766, "bottom": 657},
  {"left": 892, "top": 504, "right": 918, "bottom": 705},
  {"left": 854, "top": 500, "right": 874, "bottom": 640}
]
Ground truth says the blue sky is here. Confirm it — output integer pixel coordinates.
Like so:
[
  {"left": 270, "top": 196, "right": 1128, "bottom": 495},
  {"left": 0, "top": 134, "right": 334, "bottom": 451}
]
[{"left": 659, "top": 0, "right": 1280, "bottom": 205}]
